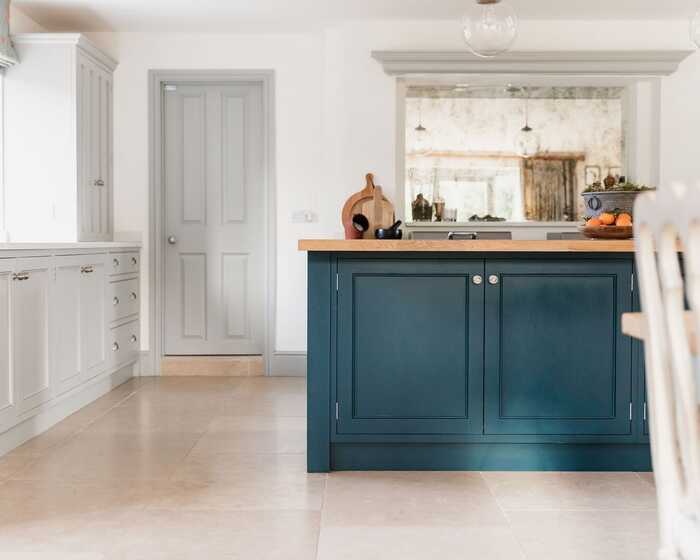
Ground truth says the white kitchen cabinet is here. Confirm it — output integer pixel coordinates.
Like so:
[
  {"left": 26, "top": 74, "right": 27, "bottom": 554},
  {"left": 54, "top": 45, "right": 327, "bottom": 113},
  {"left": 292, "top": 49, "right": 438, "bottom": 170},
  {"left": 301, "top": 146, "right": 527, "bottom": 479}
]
[
  {"left": 5, "top": 34, "right": 117, "bottom": 242},
  {"left": 53, "top": 254, "right": 107, "bottom": 395},
  {"left": 13, "top": 257, "right": 52, "bottom": 415},
  {"left": 81, "top": 256, "right": 107, "bottom": 380},
  {"left": 0, "top": 261, "right": 13, "bottom": 432}
]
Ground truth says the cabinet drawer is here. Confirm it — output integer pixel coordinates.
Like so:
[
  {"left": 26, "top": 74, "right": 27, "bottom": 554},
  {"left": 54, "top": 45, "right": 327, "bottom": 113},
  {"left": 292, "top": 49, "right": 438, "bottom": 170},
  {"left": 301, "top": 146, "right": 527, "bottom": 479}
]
[
  {"left": 109, "top": 320, "right": 139, "bottom": 367},
  {"left": 109, "top": 252, "right": 139, "bottom": 276},
  {"left": 108, "top": 278, "right": 139, "bottom": 322}
]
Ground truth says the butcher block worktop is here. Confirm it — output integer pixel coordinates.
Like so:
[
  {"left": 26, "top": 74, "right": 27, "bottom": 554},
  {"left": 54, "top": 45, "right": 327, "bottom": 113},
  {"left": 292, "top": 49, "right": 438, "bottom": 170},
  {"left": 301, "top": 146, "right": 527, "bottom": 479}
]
[{"left": 298, "top": 239, "right": 634, "bottom": 252}]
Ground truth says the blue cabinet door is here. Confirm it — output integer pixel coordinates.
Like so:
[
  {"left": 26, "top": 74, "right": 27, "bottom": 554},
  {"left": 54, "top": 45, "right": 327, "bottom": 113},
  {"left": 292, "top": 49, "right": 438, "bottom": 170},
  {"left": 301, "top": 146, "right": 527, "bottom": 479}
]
[
  {"left": 484, "top": 260, "right": 633, "bottom": 436},
  {"left": 336, "top": 258, "right": 484, "bottom": 436}
]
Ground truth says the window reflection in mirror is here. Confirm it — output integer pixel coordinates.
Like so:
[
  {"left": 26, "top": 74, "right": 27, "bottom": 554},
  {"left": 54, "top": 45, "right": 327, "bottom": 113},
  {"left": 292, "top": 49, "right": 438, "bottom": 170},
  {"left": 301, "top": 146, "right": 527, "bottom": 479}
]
[{"left": 405, "top": 85, "right": 625, "bottom": 223}]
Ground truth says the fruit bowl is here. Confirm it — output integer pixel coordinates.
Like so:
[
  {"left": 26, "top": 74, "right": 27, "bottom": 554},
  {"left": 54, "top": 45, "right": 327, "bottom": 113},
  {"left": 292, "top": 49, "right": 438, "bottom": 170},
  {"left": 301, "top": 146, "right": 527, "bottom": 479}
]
[{"left": 579, "top": 225, "right": 633, "bottom": 239}]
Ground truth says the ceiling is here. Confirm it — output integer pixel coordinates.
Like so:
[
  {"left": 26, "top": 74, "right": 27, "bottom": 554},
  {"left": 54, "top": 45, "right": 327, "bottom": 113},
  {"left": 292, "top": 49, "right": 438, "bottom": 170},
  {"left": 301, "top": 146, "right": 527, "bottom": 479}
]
[{"left": 14, "top": 0, "right": 700, "bottom": 33}]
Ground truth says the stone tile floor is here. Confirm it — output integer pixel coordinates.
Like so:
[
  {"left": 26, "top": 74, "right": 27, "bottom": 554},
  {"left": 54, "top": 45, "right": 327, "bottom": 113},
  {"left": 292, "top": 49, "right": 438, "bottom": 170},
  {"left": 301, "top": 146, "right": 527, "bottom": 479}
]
[{"left": 0, "top": 377, "right": 658, "bottom": 559}]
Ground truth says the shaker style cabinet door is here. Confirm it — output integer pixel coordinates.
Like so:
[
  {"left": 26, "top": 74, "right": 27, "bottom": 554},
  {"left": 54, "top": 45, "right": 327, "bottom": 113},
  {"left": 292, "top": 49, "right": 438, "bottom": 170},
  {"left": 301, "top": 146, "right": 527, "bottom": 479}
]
[
  {"left": 77, "top": 51, "right": 113, "bottom": 241},
  {"left": 53, "top": 256, "right": 84, "bottom": 396},
  {"left": 0, "top": 260, "right": 14, "bottom": 431},
  {"left": 13, "top": 257, "right": 52, "bottom": 414},
  {"left": 80, "top": 255, "right": 107, "bottom": 380},
  {"left": 335, "top": 258, "right": 485, "bottom": 437},
  {"left": 483, "top": 259, "right": 633, "bottom": 437}
]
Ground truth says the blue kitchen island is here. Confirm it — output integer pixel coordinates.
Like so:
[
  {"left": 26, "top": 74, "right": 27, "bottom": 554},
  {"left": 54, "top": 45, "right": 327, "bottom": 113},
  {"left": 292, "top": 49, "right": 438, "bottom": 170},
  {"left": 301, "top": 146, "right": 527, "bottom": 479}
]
[{"left": 300, "top": 239, "right": 650, "bottom": 472}]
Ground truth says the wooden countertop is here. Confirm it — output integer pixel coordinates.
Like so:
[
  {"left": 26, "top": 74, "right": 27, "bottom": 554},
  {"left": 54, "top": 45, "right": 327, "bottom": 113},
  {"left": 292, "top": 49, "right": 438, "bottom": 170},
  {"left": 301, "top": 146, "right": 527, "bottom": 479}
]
[{"left": 298, "top": 239, "right": 635, "bottom": 253}]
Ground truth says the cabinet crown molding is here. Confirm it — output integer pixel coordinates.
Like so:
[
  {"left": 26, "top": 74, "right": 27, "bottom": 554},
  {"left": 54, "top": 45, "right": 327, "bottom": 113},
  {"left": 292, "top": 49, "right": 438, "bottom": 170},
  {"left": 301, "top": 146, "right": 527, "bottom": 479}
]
[
  {"left": 371, "top": 49, "right": 693, "bottom": 76},
  {"left": 12, "top": 33, "right": 117, "bottom": 71}
]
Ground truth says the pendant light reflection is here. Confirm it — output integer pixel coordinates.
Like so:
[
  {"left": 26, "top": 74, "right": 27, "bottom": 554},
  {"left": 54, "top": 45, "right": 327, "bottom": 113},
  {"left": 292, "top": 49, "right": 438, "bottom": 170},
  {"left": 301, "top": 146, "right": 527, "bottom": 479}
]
[
  {"left": 414, "top": 99, "right": 429, "bottom": 153},
  {"left": 514, "top": 90, "right": 540, "bottom": 158},
  {"left": 691, "top": 9, "right": 700, "bottom": 48},
  {"left": 463, "top": 0, "right": 518, "bottom": 58}
]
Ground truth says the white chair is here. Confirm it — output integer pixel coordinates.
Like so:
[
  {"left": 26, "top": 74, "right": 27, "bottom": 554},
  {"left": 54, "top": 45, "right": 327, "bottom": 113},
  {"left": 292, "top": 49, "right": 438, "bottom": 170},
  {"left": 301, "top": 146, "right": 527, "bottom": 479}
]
[{"left": 634, "top": 184, "right": 700, "bottom": 560}]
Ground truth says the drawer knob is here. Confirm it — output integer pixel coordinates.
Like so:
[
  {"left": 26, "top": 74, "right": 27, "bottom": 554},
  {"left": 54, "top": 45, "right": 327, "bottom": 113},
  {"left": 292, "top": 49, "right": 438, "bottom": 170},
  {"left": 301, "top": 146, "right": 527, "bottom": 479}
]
[
  {"left": 113, "top": 258, "right": 120, "bottom": 268},
  {"left": 488, "top": 275, "right": 499, "bottom": 285},
  {"left": 112, "top": 342, "right": 119, "bottom": 352},
  {"left": 80, "top": 266, "right": 94, "bottom": 274},
  {"left": 130, "top": 334, "right": 137, "bottom": 343},
  {"left": 131, "top": 257, "right": 137, "bottom": 266},
  {"left": 472, "top": 275, "right": 483, "bottom": 285},
  {"left": 113, "top": 296, "right": 120, "bottom": 306},
  {"left": 12, "top": 272, "right": 29, "bottom": 281},
  {"left": 94, "top": 179, "right": 105, "bottom": 187},
  {"left": 130, "top": 292, "right": 137, "bottom": 300}
]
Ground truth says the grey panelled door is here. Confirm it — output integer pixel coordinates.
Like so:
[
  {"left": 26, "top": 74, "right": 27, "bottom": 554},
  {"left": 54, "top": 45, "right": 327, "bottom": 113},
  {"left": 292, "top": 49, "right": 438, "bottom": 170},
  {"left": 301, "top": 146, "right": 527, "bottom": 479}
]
[{"left": 163, "top": 83, "right": 265, "bottom": 355}]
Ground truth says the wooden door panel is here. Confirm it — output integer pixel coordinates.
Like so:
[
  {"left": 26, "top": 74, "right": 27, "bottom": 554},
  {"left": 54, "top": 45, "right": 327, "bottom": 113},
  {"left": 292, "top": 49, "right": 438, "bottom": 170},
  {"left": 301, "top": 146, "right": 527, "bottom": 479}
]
[
  {"left": 337, "top": 259, "right": 484, "bottom": 436},
  {"left": 484, "top": 259, "right": 633, "bottom": 437},
  {"left": 164, "top": 83, "right": 265, "bottom": 355}
]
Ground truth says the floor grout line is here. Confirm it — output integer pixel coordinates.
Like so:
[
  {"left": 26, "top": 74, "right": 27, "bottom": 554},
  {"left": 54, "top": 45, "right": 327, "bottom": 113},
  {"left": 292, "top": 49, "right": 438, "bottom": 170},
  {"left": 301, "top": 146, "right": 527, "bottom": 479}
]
[{"left": 479, "top": 471, "right": 529, "bottom": 560}]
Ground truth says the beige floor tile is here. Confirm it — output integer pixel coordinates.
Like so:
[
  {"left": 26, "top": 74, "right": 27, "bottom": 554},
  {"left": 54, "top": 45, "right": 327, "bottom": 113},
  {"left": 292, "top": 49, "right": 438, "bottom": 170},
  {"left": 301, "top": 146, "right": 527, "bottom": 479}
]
[
  {"left": 637, "top": 471, "right": 656, "bottom": 487},
  {"left": 13, "top": 432, "right": 201, "bottom": 481},
  {"left": 189, "top": 428, "right": 306, "bottom": 454},
  {"left": 482, "top": 472, "right": 658, "bottom": 511},
  {"left": 316, "top": 526, "right": 525, "bottom": 560},
  {"left": 0, "top": 454, "right": 34, "bottom": 482},
  {"left": 141, "top": 473, "right": 326, "bottom": 511},
  {"left": 322, "top": 471, "right": 509, "bottom": 527},
  {"left": 506, "top": 510, "right": 659, "bottom": 560},
  {"left": 81, "top": 405, "right": 215, "bottom": 435},
  {"left": 173, "top": 451, "right": 308, "bottom": 481}
]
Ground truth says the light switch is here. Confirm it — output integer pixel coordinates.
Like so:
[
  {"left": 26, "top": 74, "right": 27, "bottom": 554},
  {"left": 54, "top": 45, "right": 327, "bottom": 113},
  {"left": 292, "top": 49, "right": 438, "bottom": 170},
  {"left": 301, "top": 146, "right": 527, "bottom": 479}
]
[{"left": 291, "top": 210, "right": 317, "bottom": 223}]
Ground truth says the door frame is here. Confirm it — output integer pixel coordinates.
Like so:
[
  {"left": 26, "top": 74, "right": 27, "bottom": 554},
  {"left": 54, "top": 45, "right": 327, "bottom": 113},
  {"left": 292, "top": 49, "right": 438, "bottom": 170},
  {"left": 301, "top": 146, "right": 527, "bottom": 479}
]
[{"left": 148, "top": 69, "right": 276, "bottom": 375}]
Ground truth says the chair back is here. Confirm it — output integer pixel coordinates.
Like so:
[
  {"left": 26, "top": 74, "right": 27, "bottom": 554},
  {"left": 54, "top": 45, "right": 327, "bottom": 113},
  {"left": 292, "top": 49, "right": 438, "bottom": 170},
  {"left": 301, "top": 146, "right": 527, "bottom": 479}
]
[{"left": 634, "top": 184, "right": 700, "bottom": 559}]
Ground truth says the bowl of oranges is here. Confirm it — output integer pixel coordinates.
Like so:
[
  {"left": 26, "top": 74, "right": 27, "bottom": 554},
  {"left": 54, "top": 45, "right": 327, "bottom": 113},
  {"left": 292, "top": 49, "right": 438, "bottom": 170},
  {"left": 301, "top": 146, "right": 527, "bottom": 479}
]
[{"left": 580, "top": 211, "right": 633, "bottom": 239}]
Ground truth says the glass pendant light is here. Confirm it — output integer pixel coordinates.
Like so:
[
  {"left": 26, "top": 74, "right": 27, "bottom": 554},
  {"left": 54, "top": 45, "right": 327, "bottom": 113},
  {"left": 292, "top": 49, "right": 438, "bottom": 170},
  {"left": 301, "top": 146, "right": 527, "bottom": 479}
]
[
  {"left": 691, "top": 9, "right": 700, "bottom": 48},
  {"left": 463, "top": 0, "right": 518, "bottom": 58},
  {"left": 413, "top": 99, "right": 429, "bottom": 152},
  {"left": 514, "top": 91, "right": 540, "bottom": 158}
]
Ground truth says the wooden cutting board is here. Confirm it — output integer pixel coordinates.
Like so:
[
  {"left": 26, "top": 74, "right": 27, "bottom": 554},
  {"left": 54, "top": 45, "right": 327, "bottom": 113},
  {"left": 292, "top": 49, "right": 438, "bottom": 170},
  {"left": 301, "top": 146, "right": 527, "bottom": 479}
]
[{"left": 341, "top": 174, "right": 395, "bottom": 239}]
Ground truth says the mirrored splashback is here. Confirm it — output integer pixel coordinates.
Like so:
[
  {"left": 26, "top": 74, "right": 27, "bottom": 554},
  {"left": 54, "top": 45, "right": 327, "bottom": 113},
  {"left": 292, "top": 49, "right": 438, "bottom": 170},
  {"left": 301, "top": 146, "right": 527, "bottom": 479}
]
[{"left": 405, "top": 85, "right": 626, "bottom": 223}]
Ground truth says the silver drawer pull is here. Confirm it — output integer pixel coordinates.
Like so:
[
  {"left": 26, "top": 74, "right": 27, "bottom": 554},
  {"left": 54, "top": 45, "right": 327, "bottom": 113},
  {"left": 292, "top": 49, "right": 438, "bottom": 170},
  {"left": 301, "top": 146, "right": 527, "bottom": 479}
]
[
  {"left": 113, "top": 296, "right": 120, "bottom": 306},
  {"left": 448, "top": 231, "right": 478, "bottom": 240},
  {"left": 12, "top": 272, "right": 30, "bottom": 281},
  {"left": 112, "top": 342, "right": 119, "bottom": 352},
  {"left": 130, "top": 292, "right": 137, "bottom": 300},
  {"left": 472, "top": 275, "right": 483, "bottom": 285},
  {"left": 81, "top": 265, "right": 94, "bottom": 274},
  {"left": 130, "top": 335, "right": 137, "bottom": 343},
  {"left": 113, "top": 258, "right": 120, "bottom": 268},
  {"left": 488, "top": 274, "right": 499, "bottom": 285},
  {"left": 131, "top": 257, "right": 137, "bottom": 266},
  {"left": 94, "top": 179, "right": 105, "bottom": 187}
]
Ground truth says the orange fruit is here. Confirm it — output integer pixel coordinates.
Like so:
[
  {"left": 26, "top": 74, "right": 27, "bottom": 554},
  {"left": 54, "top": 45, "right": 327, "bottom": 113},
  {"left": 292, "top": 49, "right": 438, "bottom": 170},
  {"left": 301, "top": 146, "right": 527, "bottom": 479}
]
[
  {"left": 615, "top": 213, "right": 632, "bottom": 226},
  {"left": 599, "top": 212, "right": 616, "bottom": 225},
  {"left": 586, "top": 217, "right": 602, "bottom": 227}
]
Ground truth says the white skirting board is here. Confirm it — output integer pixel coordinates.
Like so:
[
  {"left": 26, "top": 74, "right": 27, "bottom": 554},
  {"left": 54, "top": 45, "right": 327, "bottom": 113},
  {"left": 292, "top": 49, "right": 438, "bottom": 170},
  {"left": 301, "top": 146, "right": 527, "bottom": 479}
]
[{"left": 0, "top": 364, "right": 135, "bottom": 458}]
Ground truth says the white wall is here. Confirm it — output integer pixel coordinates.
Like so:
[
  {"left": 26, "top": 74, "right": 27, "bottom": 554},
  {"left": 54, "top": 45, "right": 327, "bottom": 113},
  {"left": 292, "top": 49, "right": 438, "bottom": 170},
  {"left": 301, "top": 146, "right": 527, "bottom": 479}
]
[{"left": 9, "top": 17, "right": 700, "bottom": 356}]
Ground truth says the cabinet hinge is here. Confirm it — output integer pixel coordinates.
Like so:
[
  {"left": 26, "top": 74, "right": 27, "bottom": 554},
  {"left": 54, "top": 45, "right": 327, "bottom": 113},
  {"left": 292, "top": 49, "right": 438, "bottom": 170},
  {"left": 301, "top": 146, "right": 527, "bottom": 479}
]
[
  {"left": 336, "top": 273, "right": 339, "bottom": 293},
  {"left": 629, "top": 402, "right": 633, "bottom": 421},
  {"left": 631, "top": 273, "right": 635, "bottom": 293},
  {"left": 335, "top": 402, "right": 339, "bottom": 420},
  {"left": 643, "top": 402, "right": 647, "bottom": 421}
]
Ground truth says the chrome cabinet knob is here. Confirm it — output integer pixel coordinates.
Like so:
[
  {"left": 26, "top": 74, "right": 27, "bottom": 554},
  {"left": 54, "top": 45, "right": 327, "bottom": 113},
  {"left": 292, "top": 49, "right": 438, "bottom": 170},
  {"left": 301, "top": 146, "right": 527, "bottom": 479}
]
[
  {"left": 130, "top": 334, "right": 137, "bottom": 343},
  {"left": 488, "top": 275, "right": 499, "bottom": 285},
  {"left": 472, "top": 275, "right": 483, "bottom": 285},
  {"left": 93, "top": 179, "right": 105, "bottom": 187},
  {"left": 113, "top": 258, "right": 120, "bottom": 268},
  {"left": 167, "top": 236, "right": 177, "bottom": 245},
  {"left": 130, "top": 291, "right": 137, "bottom": 300},
  {"left": 112, "top": 342, "right": 119, "bottom": 352},
  {"left": 131, "top": 257, "right": 138, "bottom": 266},
  {"left": 113, "top": 296, "right": 119, "bottom": 306}
]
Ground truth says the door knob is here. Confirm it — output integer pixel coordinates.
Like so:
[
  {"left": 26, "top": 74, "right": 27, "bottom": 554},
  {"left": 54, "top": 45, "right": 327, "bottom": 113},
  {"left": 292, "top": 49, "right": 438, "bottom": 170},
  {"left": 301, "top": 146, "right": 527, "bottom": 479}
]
[{"left": 167, "top": 236, "right": 177, "bottom": 245}]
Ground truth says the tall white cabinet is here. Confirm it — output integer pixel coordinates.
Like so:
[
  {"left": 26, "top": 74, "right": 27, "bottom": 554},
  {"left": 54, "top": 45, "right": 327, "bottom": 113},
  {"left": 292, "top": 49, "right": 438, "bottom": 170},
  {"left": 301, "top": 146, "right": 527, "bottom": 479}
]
[{"left": 4, "top": 34, "right": 116, "bottom": 242}]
